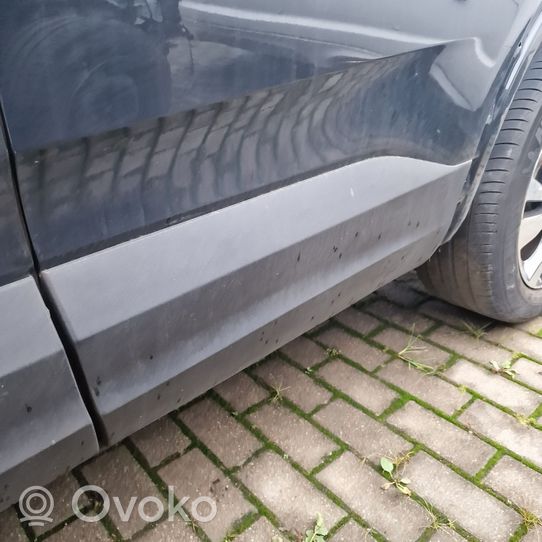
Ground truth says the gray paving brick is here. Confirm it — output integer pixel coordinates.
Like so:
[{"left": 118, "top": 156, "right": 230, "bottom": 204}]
[
  {"left": 214, "top": 372, "right": 268, "bottom": 412},
  {"left": 317, "top": 452, "right": 428, "bottom": 542},
  {"left": 136, "top": 516, "right": 200, "bottom": 541},
  {"left": 517, "top": 316, "right": 542, "bottom": 336},
  {"left": 484, "top": 455, "right": 542, "bottom": 516},
  {"left": 445, "top": 359, "right": 541, "bottom": 415},
  {"left": 420, "top": 299, "right": 492, "bottom": 330},
  {"left": 329, "top": 520, "right": 375, "bottom": 541},
  {"left": 333, "top": 308, "right": 380, "bottom": 336},
  {"left": 430, "top": 529, "right": 466, "bottom": 541},
  {"left": 0, "top": 508, "right": 27, "bottom": 542},
  {"left": 252, "top": 357, "right": 331, "bottom": 412},
  {"left": 377, "top": 359, "right": 468, "bottom": 415},
  {"left": 32, "top": 474, "right": 82, "bottom": 536},
  {"left": 365, "top": 300, "right": 433, "bottom": 333},
  {"left": 316, "top": 327, "right": 389, "bottom": 371},
  {"left": 280, "top": 336, "right": 327, "bottom": 368},
  {"left": 82, "top": 445, "right": 163, "bottom": 539},
  {"left": 405, "top": 452, "right": 521, "bottom": 542},
  {"left": 388, "top": 402, "right": 494, "bottom": 474},
  {"left": 247, "top": 403, "right": 337, "bottom": 471},
  {"left": 131, "top": 417, "right": 190, "bottom": 467},
  {"left": 459, "top": 400, "right": 542, "bottom": 468},
  {"left": 45, "top": 520, "right": 110, "bottom": 542},
  {"left": 317, "top": 359, "right": 397, "bottom": 414},
  {"left": 178, "top": 398, "right": 261, "bottom": 468},
  {"left": 486, "top": 326, "right": 542, "bottom": 361},
  {"left": 314, "top": 400, "right": 410, "bottom": 460},
  {"left": 373, "top": 328, "right": 450, "bottom": 368},
  {"left": 235, "top": 517, "right": 281, "bottom": 541},
  {"left": 513, "top": 358, "right": 542, "bottom": 392},
  {"left": 159, "top": 448, "right": 254, "bottom": 542},
  {"left": 238, "top": 451, "right": 345, "bottom": 536},
  {"left": 429, "top": 326, "right": 512, "bottom": 365}
]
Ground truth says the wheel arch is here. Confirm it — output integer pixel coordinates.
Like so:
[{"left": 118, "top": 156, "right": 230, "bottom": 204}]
[{"left": 444, "top": 4, "right": 542, "bottom": 243}]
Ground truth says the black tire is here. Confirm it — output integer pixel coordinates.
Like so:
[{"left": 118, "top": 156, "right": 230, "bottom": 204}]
[
  {"left": 417, "top": 48, "right": 542, "bottom": 323},
  {"left": 1, "top": 15, "right": 171, "bottom": 150}
]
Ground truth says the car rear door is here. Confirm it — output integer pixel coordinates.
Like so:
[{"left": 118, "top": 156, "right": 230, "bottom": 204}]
[{"left": 0, "top": 123, "right": 98, "bottom": 510}]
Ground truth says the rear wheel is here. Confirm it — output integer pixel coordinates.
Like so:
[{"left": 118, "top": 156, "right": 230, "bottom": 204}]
[{"left": 418, "top": 48, "right": 542, "bottom": 323}]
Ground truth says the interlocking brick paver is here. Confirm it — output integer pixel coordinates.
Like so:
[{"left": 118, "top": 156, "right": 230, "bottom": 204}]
[
  {"left": 252, "top": 357, "right": 332, "bottom": 412},
  {"left": 484, "top": 455, "right": 542, "bottom": 516},
  {"left": 333, "top": 307, "right": 380, "bottom": 335},
  {"left": 136, "top": 516, "right": 200, "bottom": 541},
  {"left": 82, "top": 445, "right": 163, "bottom": 539},
  {"left": 430, "top": 529, "right": 466, "bottom": 541},
  {"left": 316, "top": 327, "right": 389, "bottom": 370},
  {"left": 512, "top": 358, "right": 542, "bottom": 392},
  {"left": 131, "top": 416, "right": 190, "bottom": 467},
  {"left": 235, "top": 517, "right": 281, "bottom": 541},
  {"left": 214, "top": 371, "right": 268, "bottom": 412},
  {"left": 373, "top": 327, "right": 450, "bottom": 368},
  {"left": 420, "top": 299, "right": 491, "bottom": 330},
  {"left": 429, "top": 326, "right": 512, "bottom": 364},
  {"left": 238, "top": 451, "right": 345, "bottom": 536},
  {"left": 317, "top": 359, "right": 397, "bottom": 414},
  {"left": 377, "top": 359, "right": 468, "bottom": 415},
  {"left": 523, "top": 526, "right": 542, "bottom": 542},
  {"left": 178, "top": 398, "right": 261, "bottom": 468},
  {"left": 159, "top": 448, "right": 254, "bottom": 542},
  {"left": 405, "top": 452, "right": 521, "bottom": 542},
  {"left": 517, "top": 316, "right": 542, "bottom": 336},
  {"left": 0, "top": 508, "right": 26, "bottom": 542},
  {"left": 486, "top": 326, "right": 542, "bottom": 361},
  {"left": 445, "top": 359, "right": 541, "bottom": 414},
  {"left": 329, "top": 520, "right": 375, "bottom": 541},
  {"left": 33, "top": 474, "right": 82, "bottom": 535},
  {"left": 280, "top": 336, "right": 327, "bottom": 368},
  {"left": 388, "top": 402, "right": 494, "bottom": 474},
  {"left": 314, "top": 400, "right": 410, "bottom": 459},
  {"left": 365, "top": 299, "right": 433, "bottom": 333},
  {"left": 317, "top": 452, "right": 428, "bottom": 542},
  {"left": 45, "top": 520, "right": 110, "bottom": 542},
  {"left": 459, "top": 401, "right": 542, "bottom": 468},
  {"left": 247, "top": 403, "right": 337, "bottom": 470}
]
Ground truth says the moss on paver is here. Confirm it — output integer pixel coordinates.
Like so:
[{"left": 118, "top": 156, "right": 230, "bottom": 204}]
[{"left": 6, "top": 276, "right": 542, "bottom": 542}]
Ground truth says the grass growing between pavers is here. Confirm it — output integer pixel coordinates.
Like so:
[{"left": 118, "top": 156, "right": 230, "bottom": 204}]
[
  {"left": 264, "top": 316, "right": 542, "bottom": 540},
  {"left": 245, "top": 289, "right": 541, "bottom": 541},
  {"left": 246, "top": 367, "right": 474, "bottom": 542},
  {"left": 71, "top": 465, "right": 124, "bottom": 542},
  {"left": 211, "top": 384, "right": 391, "bottom": 542},
  {"left": 124, "top": 437, "right": 213, "bottom": 542},
  {"left": 10, "top": 282, "right": 542, "bottom": 542},
  {"left": 171, "top": 401, "right": 293, "bottom": 541}
]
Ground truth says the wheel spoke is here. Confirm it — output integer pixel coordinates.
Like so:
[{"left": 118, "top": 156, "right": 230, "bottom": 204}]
[
  {"left": 523, "top": 242, "right": 542, "bottom": 284},
  {"left": 526, "top": 178, "right": 542, "bottom": 203},
  {"left": 519, "top": 209, "right": 542, "bottom": 248}
]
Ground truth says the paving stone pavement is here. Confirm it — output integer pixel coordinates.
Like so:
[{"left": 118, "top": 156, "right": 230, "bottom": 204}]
[{"left": 2, "top": 273, "right": 542, "bottom": 542}]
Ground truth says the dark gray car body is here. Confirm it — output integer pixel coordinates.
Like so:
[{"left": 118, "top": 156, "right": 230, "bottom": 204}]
[{"left": 1, "top": 0, "right": 542, "bottom": 509}]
